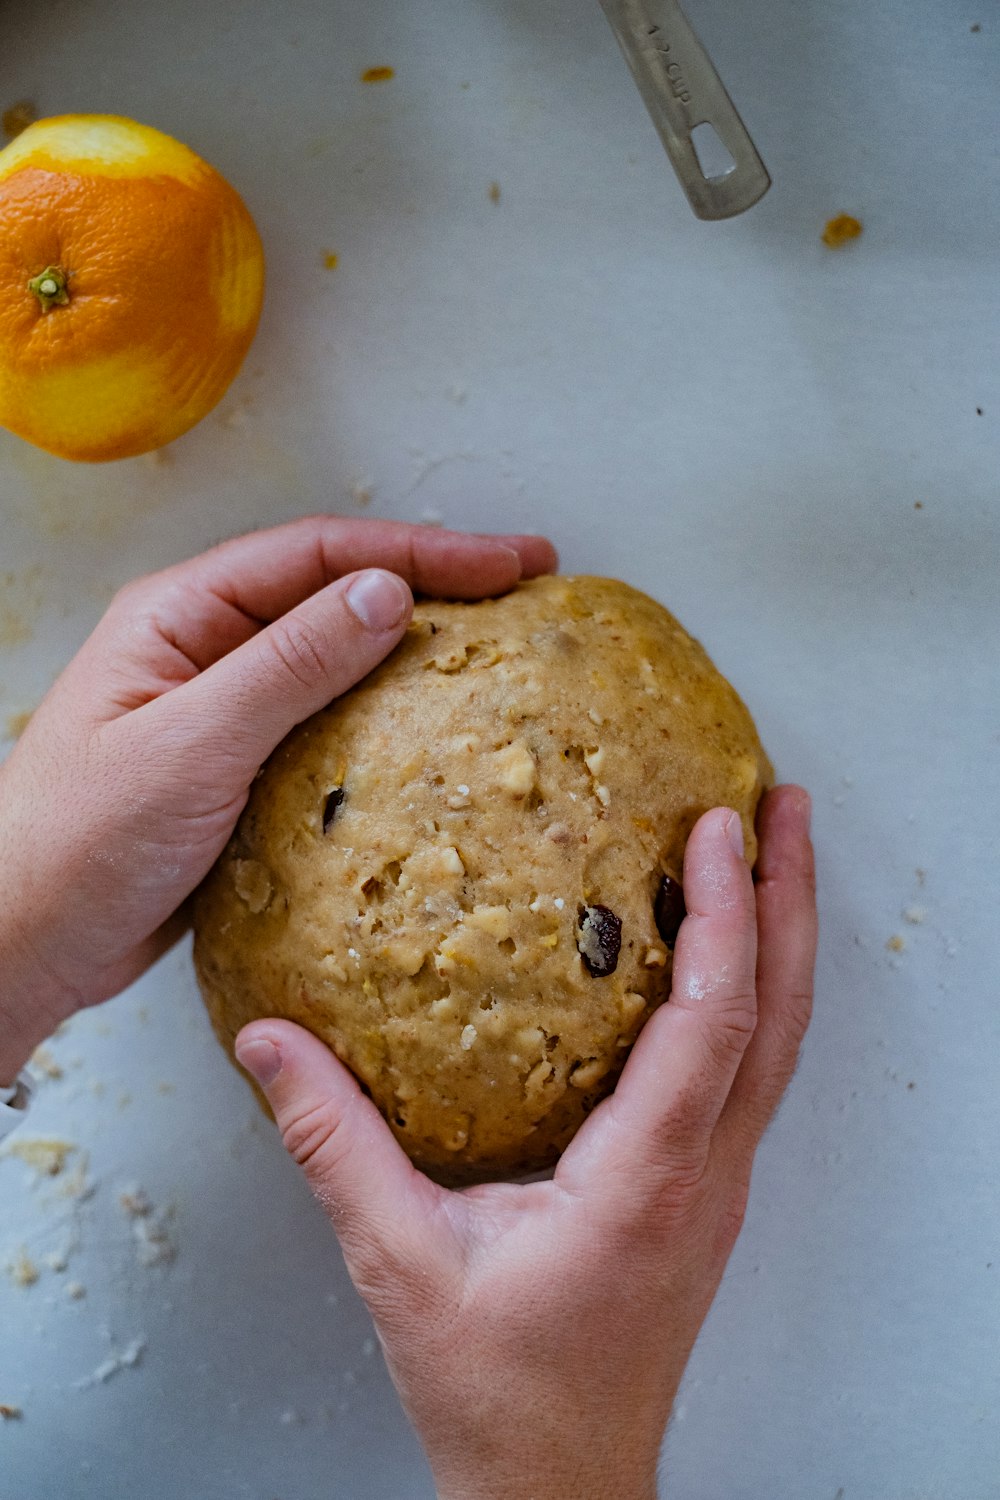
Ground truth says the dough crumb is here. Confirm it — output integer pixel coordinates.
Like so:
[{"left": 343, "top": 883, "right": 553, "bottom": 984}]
[
  {"left": 2, "top": 100, "right": 36, "bottom": 138},
  {"left": 65, "top": 1280, "right": 87, "bottom": 1300},
  {"left": 119, "top": 1189, "right": 177, "bottom": 1267},
  {"left": 7, "top": 1248, "right": 39, "bottom": 1287},
  {"left": 60, "top": 1153, "right": 96, "bottom": 1202},
  {"left": 29, "top": 1046, "right": 63, "bottom": 1081},
  {"left": 0, "top": 1402, "right": 23, "bottom": 1420},
  {"left": 5, "top": 709, "right": 34, "bottom": 740},
  {"left": 488, "top": 180, "right": 501, "bottom": 204},
  {"left": 886, "top": 935, "right": 905, "bottom": 953},
  {"left": 903, "top": 905, "right": 927, "bottom": 925},
  {"left": 822, "top": 213, "right": 863, "bottom": 248},
  {"left": 3, "top": 1137, "right": 76, "bottom": 1178},
  {"left": 119, "top": 1187, "right": 153, "bottom": 1219},
  {"left": 348, "top": 475, "right": 373, "bottom": 508}
]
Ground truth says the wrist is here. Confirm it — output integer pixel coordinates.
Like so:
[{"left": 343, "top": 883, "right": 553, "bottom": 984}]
[
  {"left": 0, "top": 890, "right": 78, "bottom": 1087},
  {"left": 435, "top": 1468, "right": 657, "bottom": 1500},
  {"left": 429, "top": 1434, "right": 659, "bottom": 1500}
]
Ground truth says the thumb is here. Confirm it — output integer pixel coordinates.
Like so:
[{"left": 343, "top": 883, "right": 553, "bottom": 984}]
[
  {"left": 234, "top": 1020, "right": 444, "bottom": 1292},
  {"left": 146, "top": 568, "right": 413, "bottom": 779}
]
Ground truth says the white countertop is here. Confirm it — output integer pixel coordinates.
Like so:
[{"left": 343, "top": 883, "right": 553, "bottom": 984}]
[{"left": 2, "top": 1, "right": 998, "bottom": 1496}]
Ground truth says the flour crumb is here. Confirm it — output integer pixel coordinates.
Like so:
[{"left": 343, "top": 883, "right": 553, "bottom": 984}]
[
  {"left": 348, "top": 476, "right": 375, "bottom": 509},
  {"left": 8, "top": 1248, "right": 40, "bottom": 1287},
  {"left": 29, "top": 1047, "right": 64, "bottom": 1081},
  {"left": 74, "top": 1337, "right": 147, "bottom": 1388},
  {"left": 60, "top": 1154, "right": 96, "bottom": 1201},
  {"left": 119, "top": 1187, "right": 153, "bottom": 1219},
  {"left": 903, "top": 905, "right": 927, "bottom": 925},
  {"left": 886, "top": 935, "right": 905, "bottom": 953}
]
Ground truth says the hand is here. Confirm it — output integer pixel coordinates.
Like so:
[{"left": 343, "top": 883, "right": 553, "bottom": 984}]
[
  {"left": 236, "top": 787, "right": 817, "bottom": 1500},
  {"left": 0, "top": 517, "right": 557, "bottom": 1083}
]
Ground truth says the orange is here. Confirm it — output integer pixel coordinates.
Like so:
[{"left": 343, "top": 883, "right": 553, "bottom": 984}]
[{"left": 0, "top": 115, "right": 265, "bottom": 462}]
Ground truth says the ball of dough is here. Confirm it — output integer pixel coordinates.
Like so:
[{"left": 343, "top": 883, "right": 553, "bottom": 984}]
[{"left": 194, "top": 576, "right": 772, "bottom": 1182}]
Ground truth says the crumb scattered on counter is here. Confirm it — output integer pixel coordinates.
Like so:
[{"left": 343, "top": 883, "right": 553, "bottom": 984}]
[
  {"left": 822, "top": 213, "right": 863, "bottom": 248},
  {"left": 4, "top": 709, "right": 33, "bottom": 740},
  {"left": 43, "top": 1234, "right": 79, "bottom": 1273},
  {"left": 119, "top": 1187, "right": 153, "bottom": 1219},
  {"left": 7, "top": 1248, "right": 39, "bottom": 1287},
  {"left": 971, "top": 22, "right": 981, "bottom": 31},
  {"left": 349, "top": 478, "right": 374, "bottom": 508},
  {"left": 0, "top": 1402, "right": 23, "bottom": 1420},
  {"left": 65, "top": 1280, "right": 86, "bottom": 1300},
  {"left": 119, "top": 1187, "right": 177, "bottom": 1267},
  {"left": 488, "top": 180, "right": 501, "bottom": 204},
  {"left": 2, "top": 1138, "right": 76, "bottom": 1179},
  {"left": 156, "top": 1081, "right": 176, "bottom": 1095},
  {"left": 142, "top": 446, "right": 175, "bottom": 469},
  {"left": 2, "top": 100, "right": 36, "bottom": 138},
  {"left": 886, "top": 935, "right": 906, "bottom": 953},
  {"left": 59, "top": 1153, "right": 95, "bottom": 1202},
  {"left": 73, "top": 1337, "right": 146, "bottom": 1389},
  {"left": 29, "top": 1046, "right": 63, "bottom": 1081},
  {"left": 322, "top": 250, "right": 339, "bottom": 270},
  {"left": 360, "top": 65, "right": 394, "bottom": 83},
  {"left": 903, "top": 905, "right": 927, "bottom": 925}
]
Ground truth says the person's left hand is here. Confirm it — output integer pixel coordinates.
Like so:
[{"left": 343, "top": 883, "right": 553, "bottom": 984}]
[{"left": 0, "top": 516, "right": 556, "bottom": 1081}]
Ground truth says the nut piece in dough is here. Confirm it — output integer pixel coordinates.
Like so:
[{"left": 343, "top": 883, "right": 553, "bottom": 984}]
[{"left": 194, "top": 576, "right": 772, "bottom": 1182}]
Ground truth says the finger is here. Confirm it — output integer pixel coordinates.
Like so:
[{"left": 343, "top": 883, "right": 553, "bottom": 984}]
[
  {"left": 88, "top": 518, "right": 557, "bottom": 682},
  {"left": 234, "top": 1020, "right": 444, "bottom": 1285},
  {"left": 559, "top": 808, "right": 758, "bottom": 1188},
  {"left": 132, "top": 568, "right": 414, "bottom": 779},
  {"left": 717, "top": 786, "right": 816, "bottom": 1150}
]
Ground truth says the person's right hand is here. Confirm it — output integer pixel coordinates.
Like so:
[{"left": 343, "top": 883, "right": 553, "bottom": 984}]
[{"left": 236, "top": 786, "right": 817, "bottom": 1500}]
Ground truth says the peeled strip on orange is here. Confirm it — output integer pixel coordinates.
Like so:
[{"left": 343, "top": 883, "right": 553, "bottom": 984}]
[{"left": 0, "top": 115, "right": 265, "bottom": 462}]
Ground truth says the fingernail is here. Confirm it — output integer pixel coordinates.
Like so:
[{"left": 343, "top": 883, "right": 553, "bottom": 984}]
[
  {"left": 796, "top": 789, "right": 813, "bottom": 829},
  {"left": 493, "top": 544, "right": 522, "bottom": 574},
  {"left": 346, "top": 570, "right": 410, "bottom": 632},
  {"left": 725, "top": 811, "right": 745, "bottom": 857},
  {"left": 235, "top": 1037, "right": 282, "bottom": 1088}
]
